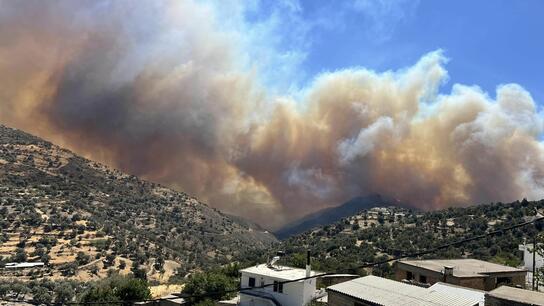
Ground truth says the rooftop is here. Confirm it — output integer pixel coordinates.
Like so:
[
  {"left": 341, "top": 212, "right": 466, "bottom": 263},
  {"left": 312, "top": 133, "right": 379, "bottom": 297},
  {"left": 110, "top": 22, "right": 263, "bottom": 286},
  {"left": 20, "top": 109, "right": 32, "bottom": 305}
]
[
  {"left": 486, "top": 286, "right": 544, "bottom": 306},
  {"left": 4, "top": 262, "right": 45, "bottom": 269},
  {"left": 240, "top": 264, "right": 318, "bottom": 281},
  {"left": 327, "top": 275, "right": 479, "bottom": 306},
  {"left": 429, "top": 283, "right": 485, "bottom": 306},
  {"left": 398, "top": 259, "right": 526, "bottom": 277}
]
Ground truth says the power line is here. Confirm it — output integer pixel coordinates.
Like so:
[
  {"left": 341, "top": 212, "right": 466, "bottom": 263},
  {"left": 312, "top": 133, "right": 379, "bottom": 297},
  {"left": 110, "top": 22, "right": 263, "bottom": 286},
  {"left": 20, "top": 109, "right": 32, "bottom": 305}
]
[
  {"left": 177, "top": 214, "right": 544, "bottom": 300},
  {"left": 2, "top": 215, "right": 542, "bottom": 305}
]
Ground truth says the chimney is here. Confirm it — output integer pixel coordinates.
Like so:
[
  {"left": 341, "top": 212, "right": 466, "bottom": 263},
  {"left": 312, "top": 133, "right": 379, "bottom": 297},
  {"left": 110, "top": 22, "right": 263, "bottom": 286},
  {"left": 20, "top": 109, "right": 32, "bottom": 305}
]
[
  {"left": 443, "top": 266, "right": 454, "bottom": 282},
  {"left": 306, "top": 250, "right": 311, "bottom": 277}
]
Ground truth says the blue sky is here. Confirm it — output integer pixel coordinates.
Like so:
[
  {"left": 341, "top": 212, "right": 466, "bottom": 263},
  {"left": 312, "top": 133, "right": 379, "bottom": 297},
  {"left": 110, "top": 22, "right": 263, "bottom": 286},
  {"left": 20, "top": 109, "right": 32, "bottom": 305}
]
[{"left": 248, "top": 0, "right": 544, "bottom": 106}]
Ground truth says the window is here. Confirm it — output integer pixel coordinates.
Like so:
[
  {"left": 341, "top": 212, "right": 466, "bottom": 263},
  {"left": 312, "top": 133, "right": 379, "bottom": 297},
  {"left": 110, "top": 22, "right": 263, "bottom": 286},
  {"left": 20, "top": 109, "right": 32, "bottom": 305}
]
[
  {"left": 497, "top": 277, "right": 512, "bottom": 287},
  {"left": 419, "top": 275, "right": 427, "bottom": 283},
  {"left": 406, "top": 271, "right": 413, "bottom": 280},
  {"left": 248, "top": 277, "right": 255, "bottom": 287},
  {"left": 273, "top": 281, "right": 283, "bottom": 293}
]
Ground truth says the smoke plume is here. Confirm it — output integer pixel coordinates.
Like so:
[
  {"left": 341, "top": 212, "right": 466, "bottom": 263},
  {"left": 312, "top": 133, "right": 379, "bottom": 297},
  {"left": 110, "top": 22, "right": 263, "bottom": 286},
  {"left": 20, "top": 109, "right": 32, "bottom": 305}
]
[{"left": 1, "top": 0, "right": 543, "bottom": 229}]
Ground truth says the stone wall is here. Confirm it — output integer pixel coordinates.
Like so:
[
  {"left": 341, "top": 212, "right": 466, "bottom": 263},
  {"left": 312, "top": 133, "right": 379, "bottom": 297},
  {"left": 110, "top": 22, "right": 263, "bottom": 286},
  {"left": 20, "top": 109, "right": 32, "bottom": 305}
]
[{"left": 485, "top": 295, "right": 531, "bottom": 306}]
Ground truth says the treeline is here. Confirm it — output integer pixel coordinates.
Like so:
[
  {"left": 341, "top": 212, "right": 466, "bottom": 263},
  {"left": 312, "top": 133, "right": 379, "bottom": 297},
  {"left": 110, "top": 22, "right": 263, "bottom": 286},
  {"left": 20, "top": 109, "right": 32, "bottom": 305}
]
[
  {"left": 270, "top": 199, "right": 544, "bottom": 277},
  {"left": 0, "top": 274, "right": 150, "bottom": 304}
]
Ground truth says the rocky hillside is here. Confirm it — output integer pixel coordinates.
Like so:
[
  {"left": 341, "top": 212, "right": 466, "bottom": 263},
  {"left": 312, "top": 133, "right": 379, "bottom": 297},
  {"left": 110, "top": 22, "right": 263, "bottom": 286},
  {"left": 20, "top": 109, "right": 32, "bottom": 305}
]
[
  {"left": 0, "top": 124, "right": 276, "bottom": 283},
  {"left": 278, "top": 199, "right": 543, "bottom": 276},
  {"left": 274, "top": 194, "right": 400, "bottom": 239}
]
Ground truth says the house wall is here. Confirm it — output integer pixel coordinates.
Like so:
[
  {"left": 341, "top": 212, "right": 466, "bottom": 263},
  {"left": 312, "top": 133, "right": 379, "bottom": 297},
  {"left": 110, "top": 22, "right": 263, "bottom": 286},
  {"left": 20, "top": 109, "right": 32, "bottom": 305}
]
[
  {"left": 519, "top": 244, "right": 544, "bottom": 271},
  {"left": 394, "top": 264, "right": 444, "bottom": 285},
  {"left": 458, "top": 277, "right": 486, "bottom": 291},
  {"left": 394, "top": 263, "right": 526, "bottom": 291},
  {"left": 239, "top": 294, "right": 276, "bottom": 306},
  {"left": 327, "top": 290, "right": 367, "bottom": 306},
  {"left": 318, "top": 275, "right": 359, "bottom": 288},
  {"left": 239, "top": 271, "right": 315, "bottom": 306},
  {"left": 484, "top": 295, "right": 533, "bottom": 306}
]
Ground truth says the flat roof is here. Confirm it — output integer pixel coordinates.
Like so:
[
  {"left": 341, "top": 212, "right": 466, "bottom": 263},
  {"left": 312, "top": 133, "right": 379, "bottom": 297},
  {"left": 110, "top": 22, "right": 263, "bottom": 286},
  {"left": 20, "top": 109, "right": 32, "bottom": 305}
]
[
  {"left": 327, "top": 276, "right": 479, "bottom": 306},
  {"left": 4, "top": 262, "right": 45, "bottom": 269},
  {"left": 240, "top": 264, "right": 318, "bottom": 281},
  {"left": 398, "top": 259, "right": 526, "bottom": 277},
  {"left": 486, "top": 286, "right": 544, "bottom": 306}
]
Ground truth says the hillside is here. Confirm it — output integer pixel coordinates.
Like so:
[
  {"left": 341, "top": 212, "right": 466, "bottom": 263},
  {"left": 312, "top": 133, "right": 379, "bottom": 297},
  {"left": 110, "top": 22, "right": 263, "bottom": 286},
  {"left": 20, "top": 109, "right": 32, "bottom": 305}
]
[
  {"left": 274, "top": 194, "right": 399, "bottom": 239},
  {"left": 277, "top": 199, "right": 544, "bottom": 276},
  {"left": 0, "top": 124, "right": 277, "bottom": 283}
]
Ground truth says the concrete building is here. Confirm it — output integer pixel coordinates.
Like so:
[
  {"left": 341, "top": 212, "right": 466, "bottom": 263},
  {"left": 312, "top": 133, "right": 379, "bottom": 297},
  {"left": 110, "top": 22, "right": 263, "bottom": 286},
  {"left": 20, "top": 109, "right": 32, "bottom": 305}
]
[
  {"left": 239, "top": 263, "right": 319, "bottom": 306},
  {"left": 326, "top": 275, "right": 480, "bottom": 306},
  {"left": 317, "top": 274, "right": 359, "bottom": 288},
  {"left": 395, "top": 259, "right": 527, "bottom": 291},
  {"left": 485, "top": 286, "right": 544, "bottom": 306},
  {"left": 519, "top": 243, "right": 544, "bottom": 272}
]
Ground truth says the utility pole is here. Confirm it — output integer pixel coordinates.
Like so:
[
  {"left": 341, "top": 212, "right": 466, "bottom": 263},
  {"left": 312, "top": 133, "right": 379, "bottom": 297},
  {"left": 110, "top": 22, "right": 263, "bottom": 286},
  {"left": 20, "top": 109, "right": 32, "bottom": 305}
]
[
  {"left": 533, "top": 234, "right": 536, "bottom": 291},
  {"left": 533, "top": 209, "right": 544, "bottom": 291}
]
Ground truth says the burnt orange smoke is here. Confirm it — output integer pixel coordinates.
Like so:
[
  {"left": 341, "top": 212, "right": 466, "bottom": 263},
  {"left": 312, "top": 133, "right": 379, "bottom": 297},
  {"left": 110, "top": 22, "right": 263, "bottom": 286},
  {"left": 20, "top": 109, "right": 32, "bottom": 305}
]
[{"left": 1, "top": 0, "right": 543, "bottom": 229}]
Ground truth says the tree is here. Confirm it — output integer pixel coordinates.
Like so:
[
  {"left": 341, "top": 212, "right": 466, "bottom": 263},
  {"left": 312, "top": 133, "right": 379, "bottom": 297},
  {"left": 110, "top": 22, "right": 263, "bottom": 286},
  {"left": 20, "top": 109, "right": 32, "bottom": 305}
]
[
  {"left": 60, "top": 262, "right": 78, "bottom": 276},
  {"left": 76, "top": 251, "right": 90, "bottom": 265},
  {"left": 289, "top": 253, "right": 307, "bottom": 269},
  {"left": 54, "top": 283, "right": 76, "bottom": 304},
  {"left": 32, "top": 286, "right": 53, "bottom": 305},
  {"left": 196, "top": 299, "right": 216, "bottom": 306},
  {"left": 131, "top": 261, "right": 147, "bottom": 280},
  {"left": 182, "top": 271, "right": 237, "bottom": 303},
  {"left": 113, "top": 277, "right": 151, "bottom": 302},
  {"left": 12, "top": 248, "right": 27, "bottom": 262},
  {"left": 11, "top": 283, "right": 30, "bottom": 299},
  {"left": 79, "top": 275, "right": 151, "bottom": 304},
  {"left": 0, "top": 284, "right": 9, "bottom": 298},
  {"left": 104, "top": 254, "right": 116, "bottom": 268},
  {"left": 377, "top": 213, "right": 385, "bottom": 225}
]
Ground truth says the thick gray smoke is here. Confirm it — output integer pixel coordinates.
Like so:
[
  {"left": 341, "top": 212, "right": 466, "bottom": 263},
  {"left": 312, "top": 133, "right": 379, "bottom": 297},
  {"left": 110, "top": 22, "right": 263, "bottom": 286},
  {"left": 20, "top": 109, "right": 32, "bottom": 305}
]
[{"left": 1, "top": 0, "right": 543, "bottom": 229}]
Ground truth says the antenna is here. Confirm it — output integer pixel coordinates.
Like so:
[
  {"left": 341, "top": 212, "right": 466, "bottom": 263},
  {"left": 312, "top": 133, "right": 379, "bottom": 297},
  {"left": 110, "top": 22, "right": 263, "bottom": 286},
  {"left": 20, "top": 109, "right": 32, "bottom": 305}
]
[
  {"left": 267, "top": 251, "right": 285, "bottom": 269},
  {"left": 268, "top": 256, "right": 280, "bottom": 268}
]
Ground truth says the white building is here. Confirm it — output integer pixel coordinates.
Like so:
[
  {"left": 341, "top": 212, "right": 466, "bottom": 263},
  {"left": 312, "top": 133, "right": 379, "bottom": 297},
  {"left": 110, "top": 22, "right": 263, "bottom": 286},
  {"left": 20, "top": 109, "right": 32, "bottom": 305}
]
[
  {"left": 519, "top": 243, "right": 543, "bottom": 271},
  {"left": 239, "top": 264, "right": 319, "bottom": 306}
]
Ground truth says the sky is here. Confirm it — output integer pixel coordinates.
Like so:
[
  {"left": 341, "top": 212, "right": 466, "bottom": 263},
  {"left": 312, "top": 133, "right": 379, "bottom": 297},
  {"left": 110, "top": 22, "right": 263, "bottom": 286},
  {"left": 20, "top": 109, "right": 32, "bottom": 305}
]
[
  {"left": 249, "top": 0, "right": 544, "bottom": 106},
  {"left": 0, "top": 0, "right": 543, "bottom": 229}
]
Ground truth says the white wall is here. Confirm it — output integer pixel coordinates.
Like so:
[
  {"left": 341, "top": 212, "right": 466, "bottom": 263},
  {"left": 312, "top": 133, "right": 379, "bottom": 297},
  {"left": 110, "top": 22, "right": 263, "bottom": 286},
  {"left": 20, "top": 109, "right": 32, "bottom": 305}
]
[
  {"left": 519, "top": 244, "right": 544, "bottom": 271},
  {"left": 239, "top": 272, "right": 316, "bottom": 306}
]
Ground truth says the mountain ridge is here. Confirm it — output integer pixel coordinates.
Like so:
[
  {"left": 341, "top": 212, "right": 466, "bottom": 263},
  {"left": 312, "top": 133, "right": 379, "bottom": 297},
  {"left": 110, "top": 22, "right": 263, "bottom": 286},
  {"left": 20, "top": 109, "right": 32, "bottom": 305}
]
[{"left": 275, "top": 194, "right": 403, "bottom": 239}]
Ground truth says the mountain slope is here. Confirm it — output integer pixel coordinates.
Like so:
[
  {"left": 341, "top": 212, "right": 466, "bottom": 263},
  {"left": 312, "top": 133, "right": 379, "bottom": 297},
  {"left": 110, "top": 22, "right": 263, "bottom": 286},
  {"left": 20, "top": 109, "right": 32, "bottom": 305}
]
[
  {"left": 275, "top": 194, "right": 398, "bottom": 239},
  {"left": 0, "top": 124, "right": 276, "bottom": 282},
  {"left": 278, "top": 199, "right": 544, "bottom": 275}
]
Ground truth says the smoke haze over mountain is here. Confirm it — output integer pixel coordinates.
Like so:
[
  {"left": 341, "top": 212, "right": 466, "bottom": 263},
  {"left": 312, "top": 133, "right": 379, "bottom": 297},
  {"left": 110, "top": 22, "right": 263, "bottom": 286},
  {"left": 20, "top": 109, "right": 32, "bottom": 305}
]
[{"left": 1, "top": 0, "right": 543, "bottom": 229}]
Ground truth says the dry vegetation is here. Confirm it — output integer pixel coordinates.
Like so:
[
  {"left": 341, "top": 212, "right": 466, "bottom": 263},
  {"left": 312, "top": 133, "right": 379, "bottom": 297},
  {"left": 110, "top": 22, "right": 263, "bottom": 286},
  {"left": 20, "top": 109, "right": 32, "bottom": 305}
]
[{"left": 0, "top": 124, "right": 276, "bottom": 284}]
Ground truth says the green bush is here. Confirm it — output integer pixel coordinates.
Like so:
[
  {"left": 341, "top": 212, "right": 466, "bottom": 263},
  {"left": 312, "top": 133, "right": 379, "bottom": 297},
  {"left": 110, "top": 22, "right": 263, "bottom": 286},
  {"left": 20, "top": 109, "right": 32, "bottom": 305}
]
[
  {"left": 79, "top": 275, "right": 151, "bottom": 304},
  {"left": 182, "top": 271, "right": 237, "bottom": 303}
]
